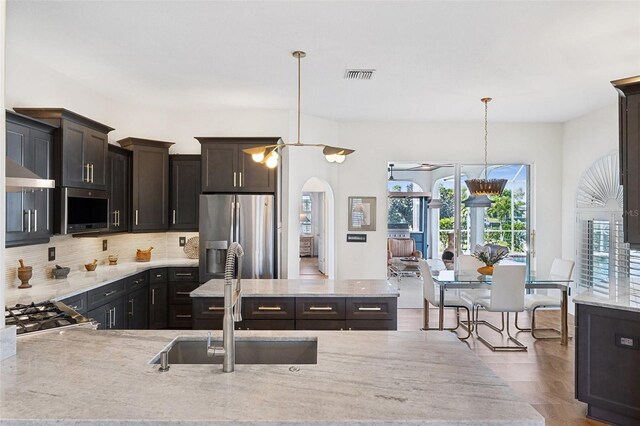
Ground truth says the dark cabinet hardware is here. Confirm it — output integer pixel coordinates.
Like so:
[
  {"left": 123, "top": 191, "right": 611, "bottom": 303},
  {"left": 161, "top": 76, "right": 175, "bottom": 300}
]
[
  {"left": 309, "top": 306, "right": 333, "bottom": 311},
  {"left": 103, "top": 290, "right": 117, "bottom": 297},
  {"left": 258, "top": 306, "right": 282, "bottom": 311},
  {"left": 208, "top": 306, "right": 224, "bottom": 311}
]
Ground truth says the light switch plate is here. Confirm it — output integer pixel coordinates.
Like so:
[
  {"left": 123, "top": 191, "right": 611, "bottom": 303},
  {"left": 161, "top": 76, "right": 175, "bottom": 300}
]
[
  {"left": 179, "top": 237, "right": 186, "bottom": 247},
  {"left": 102, "top": 240, "right": 108, "bottom": 251},
  {"left": 48, "top": 247, "right": 56, "bottom": 262}
]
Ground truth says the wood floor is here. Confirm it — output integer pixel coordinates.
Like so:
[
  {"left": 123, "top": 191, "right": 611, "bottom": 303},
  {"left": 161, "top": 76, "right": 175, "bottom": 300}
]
[
  {"left": 299, "top": 257, "right": 327, "bottom": 279},
  {"left": 397, "top": 307, "right": 607, "bottom": 426}
]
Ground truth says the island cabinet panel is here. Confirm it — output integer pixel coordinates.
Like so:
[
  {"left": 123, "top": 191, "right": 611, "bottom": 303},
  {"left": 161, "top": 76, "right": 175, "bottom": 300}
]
[
  {"left": 296, "top": 297, "right": 345, "bottom": 320},
  {"left": 243, "top": 297, "right": 294, "bottom": 320},
  {"left": 169, "top": 155, "right": 201, "bottom": 231},
  {"left": 241, "top": 320, "right": 295, "bottom": 330},
  {"left": 346, "top": 297, "right": 397, "bottom": 321},
  {"left": 197, "top": 137, "right": 280, "bottom": 194},
  {"left": 296, "top": 320, "right": 346, "bottom": 331},
  {"left": 5, "top": 112, "right": 56, "bottom": 247},
  {"left": 576, "top": 304, "right": 640, "bottom": 424}
]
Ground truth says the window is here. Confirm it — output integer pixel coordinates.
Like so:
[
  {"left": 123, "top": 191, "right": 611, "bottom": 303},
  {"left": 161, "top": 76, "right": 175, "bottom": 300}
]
[
  {"left": 300, "top": 194, "right": 312, "bottom": 235},
  {"left": 387, "top": 180, "right": 423, "bottom": 232}
]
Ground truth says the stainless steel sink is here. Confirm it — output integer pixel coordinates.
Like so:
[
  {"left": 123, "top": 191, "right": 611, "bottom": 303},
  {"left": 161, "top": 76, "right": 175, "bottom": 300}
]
[{"left": 151, "top": 337, "right": 318, "bottom": 365}]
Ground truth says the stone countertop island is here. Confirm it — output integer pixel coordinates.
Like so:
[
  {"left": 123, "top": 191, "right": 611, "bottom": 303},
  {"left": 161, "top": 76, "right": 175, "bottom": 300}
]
[
  {"left": 0, "top": 329, "right": 543, "bottom": 425},
  {"left": 192, "top": 278, "right": 399, "bottom": 298}
]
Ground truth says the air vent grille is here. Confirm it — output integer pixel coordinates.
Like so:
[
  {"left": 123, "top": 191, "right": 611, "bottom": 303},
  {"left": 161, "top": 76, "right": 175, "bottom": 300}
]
[{"left": 344, "top": 69, "right": 376, "bottom": 80}]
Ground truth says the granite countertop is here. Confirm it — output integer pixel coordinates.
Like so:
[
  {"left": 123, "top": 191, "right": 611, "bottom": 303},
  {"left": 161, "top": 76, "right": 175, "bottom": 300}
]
[
  {"left": 0, "top": 328, "right": 543, "bottom": 425},
  {"left": 573, "top": 279, "right": 640, "bottom": 313},
  {"left": 4, "top": 258, "right": 198, "bottom": 306},
  {"left": 192, "top": 278, "right": 400, "bottom": 298}
]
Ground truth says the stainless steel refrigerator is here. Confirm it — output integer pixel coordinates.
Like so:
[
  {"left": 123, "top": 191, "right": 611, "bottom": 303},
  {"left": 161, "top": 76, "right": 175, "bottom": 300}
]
[{"left": 199, "top": 194, "right": 275, "bottom": 282}]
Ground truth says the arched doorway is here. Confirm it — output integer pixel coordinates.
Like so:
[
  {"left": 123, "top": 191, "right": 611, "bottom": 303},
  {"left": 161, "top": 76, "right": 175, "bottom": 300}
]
[{"left": 298, "top": 177, "right": 335, "bottom": 279}]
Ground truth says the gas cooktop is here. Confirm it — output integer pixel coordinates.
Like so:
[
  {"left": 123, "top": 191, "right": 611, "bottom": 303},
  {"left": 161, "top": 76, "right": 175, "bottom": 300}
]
[{"left": 5, "top": 301, "right": 95, "bottom": 336}]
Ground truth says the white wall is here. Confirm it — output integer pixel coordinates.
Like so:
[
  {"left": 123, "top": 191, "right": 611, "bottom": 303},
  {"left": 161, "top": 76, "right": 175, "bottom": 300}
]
[
  {"left": 561, "top": 104, "right": 619, "bottom": 263},
  {"left": 336, "top": 122, "right": 564, "bottom": 279}
]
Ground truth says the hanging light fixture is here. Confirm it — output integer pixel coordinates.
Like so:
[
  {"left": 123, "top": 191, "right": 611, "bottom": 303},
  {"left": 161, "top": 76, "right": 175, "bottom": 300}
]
[
  {"left": 465, "top": 98, "right": 507, "bottom": 196},
  {"left": 242, "top": 51, "right": 355, "bottom": 167}
]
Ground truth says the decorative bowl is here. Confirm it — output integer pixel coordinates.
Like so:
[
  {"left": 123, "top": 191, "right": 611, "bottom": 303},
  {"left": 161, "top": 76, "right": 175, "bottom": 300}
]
[
  {"left": 136, "top": 247, "right": 153, "bottom": 262},
  {"left": 52, "top": 266, "right": 71, "bottom": 279},
  {"left": 477, "top": 265, "right": 494, "bottom": 276},
  {"left": 108, "top": 254, "right": 118, "bottom": 265},
  {"left": 85, "top": 260, "right": 98, "bottom": 272}
]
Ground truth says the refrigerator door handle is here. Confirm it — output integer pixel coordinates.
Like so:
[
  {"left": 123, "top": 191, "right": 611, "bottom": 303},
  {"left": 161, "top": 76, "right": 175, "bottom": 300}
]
[
  {"left": 236, "top": 201, "right": 241, "bottom": 242},
  {"left": 230, "top": 200, "right": 236, "bottom": 242}
]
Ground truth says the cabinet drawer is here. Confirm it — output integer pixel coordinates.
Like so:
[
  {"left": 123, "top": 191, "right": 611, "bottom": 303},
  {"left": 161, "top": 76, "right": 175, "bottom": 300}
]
[
  {"left": 149, "top": 268, "right": 167, "bottom": 283},
  {"left": 192, "top": 298, "right": 225, "bottom": 319},
  {"left": 346, "top": 319, "right": 397, "bottom": 331},
  {"left": 299, "top": 241, "right": 311, "bottom": 248},
  {"left": 242, "top": 319, "right": 295, "bottom": 330},
  {"left": 346, "top": 297, "right": 397, "bottom": 321},
  {"left": 169, "top": 281, "right": 199, "bottom": 304},
  {"left": 243, "top": 297, "right": 294, "bottom": 320},
  {"left": 169, "top": 304, "right": 193, "bottom": 329},
  {"left": 87, "top": 280, "right": 126, "bottom": 310},
  {"left": 169, "top": 267, "right": 198, "bottom": 282},
  {"left": 296, "top": 298, "right": 345, "bottom": 320},
  {"left": 296, "top": 319, "right": 346, "bottom": 331},
  {"left": 126, "top": 272, "right": 148, "bottom": 293},
  {"left": 60, "top": 293, "right": 88, "bottom": 315}
]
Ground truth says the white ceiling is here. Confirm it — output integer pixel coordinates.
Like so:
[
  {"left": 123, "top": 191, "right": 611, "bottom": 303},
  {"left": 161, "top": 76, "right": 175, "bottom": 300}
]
[{"left": 6, "top": 1, "right": 640, "bottom": 122}]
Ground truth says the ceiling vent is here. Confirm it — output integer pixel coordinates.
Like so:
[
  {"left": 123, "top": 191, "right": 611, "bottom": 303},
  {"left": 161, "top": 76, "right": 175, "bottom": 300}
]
[{"left": 344, "top": 69, "right": 376, "bottom": 80}]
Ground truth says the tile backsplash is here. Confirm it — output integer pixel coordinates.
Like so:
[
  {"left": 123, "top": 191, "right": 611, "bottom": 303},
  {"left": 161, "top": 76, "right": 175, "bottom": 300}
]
[{"left": 5, "top": 232, "right": 198, "bottom": 289}]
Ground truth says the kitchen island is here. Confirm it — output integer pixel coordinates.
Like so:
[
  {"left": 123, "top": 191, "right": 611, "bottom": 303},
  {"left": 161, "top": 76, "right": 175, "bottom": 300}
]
[
  {"left": 574, "top": 280, "right": 640, "bottom": 424},
  {"left": 0, "top": 328, "right": 544, "bottom": 425},
  {"left": 191, "top": 279, "right": 399, "bottom": 330}
]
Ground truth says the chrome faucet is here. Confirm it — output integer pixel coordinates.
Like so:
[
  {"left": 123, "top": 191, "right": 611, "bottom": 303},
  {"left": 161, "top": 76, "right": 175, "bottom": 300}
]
[{"left": 207, "top": 242, "right": 244, "bottom": 372}]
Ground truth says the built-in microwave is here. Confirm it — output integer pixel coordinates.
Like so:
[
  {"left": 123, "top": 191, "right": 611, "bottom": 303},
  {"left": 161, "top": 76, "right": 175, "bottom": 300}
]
[{"left": 58, "top": 187, "right": 109, "bottom": 234}]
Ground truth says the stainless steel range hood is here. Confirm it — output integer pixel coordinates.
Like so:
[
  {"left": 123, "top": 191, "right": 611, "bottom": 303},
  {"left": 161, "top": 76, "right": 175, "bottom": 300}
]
[{"left": 5, "top": 157, "right": 55, "bottom": 192}]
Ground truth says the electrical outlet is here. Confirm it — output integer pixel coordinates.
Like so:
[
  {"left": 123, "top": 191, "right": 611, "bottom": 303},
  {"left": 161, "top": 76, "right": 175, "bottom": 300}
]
[
  {"left": 179, "top": 237, "right": 186, "bottom": 247},
  {"left": 48, "top": 247, "right": 56, "bottom": 262},
  {"left": 102, "top": 240, "right": 108, "bottom": 251}
]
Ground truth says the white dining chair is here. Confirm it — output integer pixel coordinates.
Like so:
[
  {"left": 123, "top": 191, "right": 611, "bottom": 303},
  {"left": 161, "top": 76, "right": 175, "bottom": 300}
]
[
  {"left": 459, "top": 255, "right": 491, "bottom": 304},
  {"left": 474, "top": 264, "right": 527, "bottom": 351},
  {"left": 515, "top": 258, "right": 574, "bottom": 339},
  {"left": 418, "top": 259, "right": 472, "bottom": 340}
]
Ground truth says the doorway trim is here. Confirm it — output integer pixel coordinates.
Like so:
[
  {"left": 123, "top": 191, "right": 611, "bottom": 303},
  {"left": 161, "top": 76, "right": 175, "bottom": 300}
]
[{"left": 299, "top": 177, "right": 335, "bottom": 279}]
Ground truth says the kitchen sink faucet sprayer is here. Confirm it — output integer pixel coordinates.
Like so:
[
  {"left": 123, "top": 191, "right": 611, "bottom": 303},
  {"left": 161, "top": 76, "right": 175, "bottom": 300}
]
[{"left": 207, "top": 242, "right": 244, "bottom": 372}]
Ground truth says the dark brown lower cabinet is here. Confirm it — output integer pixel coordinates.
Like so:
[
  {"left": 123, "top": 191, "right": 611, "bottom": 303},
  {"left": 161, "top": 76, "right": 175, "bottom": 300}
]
[
  {"left": 169, "top": 305, "right": 194, "bottom": 328},
  {"left": 126, "top": 286, "right": 148, "bottom": 330},
  {"left": 149, "top": 281, "right": 168, "bottom": 329},
  {"left": 576, "top": 303, "right": 640, "bottom": 425},
  {"left": 87, "top": 297, "right": 126, "bottom": 330},
  {"left": 192, "top": 296, "right": 397, "bottom": 331}
]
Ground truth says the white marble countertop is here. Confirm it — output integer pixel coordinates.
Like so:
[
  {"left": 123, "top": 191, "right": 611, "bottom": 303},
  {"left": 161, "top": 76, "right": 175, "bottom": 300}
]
[
  {"left": 192, "top": 278, "right": 399, "bottom": 298},
  {"left": 573, "top": 279, "right": 640, "bottom": 313},
  {"left": 4, "top": 258, "right": 198, "bottom": 306},
  {"left": 0, "top": 328, "right": 543, "bottom": 425}
]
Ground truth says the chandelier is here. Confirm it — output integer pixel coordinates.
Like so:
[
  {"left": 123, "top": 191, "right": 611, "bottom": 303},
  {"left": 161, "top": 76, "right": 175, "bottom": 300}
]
[
  {"left": 243, "top": 51, "right": 355, "bottom": 168},
  {"left": 465, "top": 97, "right": 507, "bottom": 196}
]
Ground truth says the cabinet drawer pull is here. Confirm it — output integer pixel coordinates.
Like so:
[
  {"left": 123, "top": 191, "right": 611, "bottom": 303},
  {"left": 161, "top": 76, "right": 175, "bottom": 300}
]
[
  {"left": 258, "top": 306, "right": 282, "bottom": 311},
  {"left": 172, "top": 209, "right": 176, "bottom": 225},
  {"left": 233, "top": 172, "right": 237, "bottom": 187},
  {"left": 208, "top": 306, "right": 224, "bottom": 311},
  {"left": 176, "top": 291, "right": 191, "bottom": 295},
  {"left": 176, "top": 314, "right": 192, "bottom": 318},
  {"left": 151, "top": 288, "right": 155, "bottom": 305},
  {"left": 155, "top": 274, "right": 163, "bottom": 278},
  {"left": 175, "top": 273, "right": 193, "bottom": 277},
  {"left": 358, "top": 307, "right": 382, "bottom": 311},
  {"left": 103, "top": 290, "right": 117, "bottom": 297},
  {"left": 309, "top": 306, "right": 333, "bottom": 311},
  {"left": 135, "top": 210, "right": 139, "bottom": 225},
  {"left": 33, "top": 209, "right": 37, "bottom": 232}
]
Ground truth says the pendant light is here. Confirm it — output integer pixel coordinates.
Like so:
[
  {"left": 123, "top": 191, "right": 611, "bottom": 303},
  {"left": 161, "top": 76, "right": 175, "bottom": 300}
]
[
  {"left": 242, "top": 51, "right": 355, "bottom": 168},
  {"left": 465, "top": 98, "right": 507, "bottom": 196}
]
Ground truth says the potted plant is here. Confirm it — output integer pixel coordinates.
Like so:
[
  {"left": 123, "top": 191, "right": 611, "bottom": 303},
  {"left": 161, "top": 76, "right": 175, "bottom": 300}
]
[{"left": 472, "top": 244, "right": 509, "bottom": 275}]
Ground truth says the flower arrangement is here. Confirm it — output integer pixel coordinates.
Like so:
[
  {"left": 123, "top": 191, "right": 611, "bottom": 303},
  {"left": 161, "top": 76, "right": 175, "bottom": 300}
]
[{"left": 472, "top": 244, "right": 509, "bottom": 266}]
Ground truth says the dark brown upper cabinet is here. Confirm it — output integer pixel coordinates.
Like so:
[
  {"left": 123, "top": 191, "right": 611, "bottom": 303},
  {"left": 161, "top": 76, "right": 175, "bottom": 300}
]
[
  {"left": 107, "top": 145, "right": 131, "bottom": 233},
  {"left": 196, "top": 137, "right": 280, "bottom": 193},
  {"left": 169, "top": 155, "right": 201, "bottom": 231},
  {"left": 14, "top": 108, "right": 114, "bottom": 191},
  {"left": 118, "top": 137, "right": 174, "bottom": 232},
  {"left": 5, "top": 111, "right": 56, "bottom": 247},
  {"left": 612, "top": 76, "right": 640, "bottom": 248}
]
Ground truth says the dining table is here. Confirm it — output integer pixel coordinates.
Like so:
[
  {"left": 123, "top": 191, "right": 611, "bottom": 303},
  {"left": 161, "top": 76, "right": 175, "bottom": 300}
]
[{"left": 431, "top": 270, "right": 573, "bottom": 345}]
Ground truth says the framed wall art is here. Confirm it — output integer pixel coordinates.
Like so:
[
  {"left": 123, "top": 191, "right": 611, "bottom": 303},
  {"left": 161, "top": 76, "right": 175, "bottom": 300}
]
[{"left": 348, "top": 196, "right": 376, "bottom": 232}]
